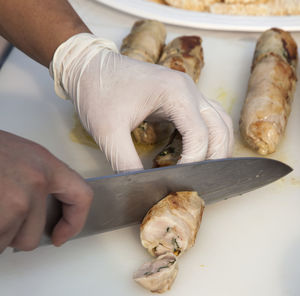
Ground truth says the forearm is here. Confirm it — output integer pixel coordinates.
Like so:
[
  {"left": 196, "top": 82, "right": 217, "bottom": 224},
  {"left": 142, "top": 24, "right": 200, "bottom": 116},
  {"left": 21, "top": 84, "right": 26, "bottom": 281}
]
[{"left": 0, "top": 0, "right": 91, "bottom": 67}]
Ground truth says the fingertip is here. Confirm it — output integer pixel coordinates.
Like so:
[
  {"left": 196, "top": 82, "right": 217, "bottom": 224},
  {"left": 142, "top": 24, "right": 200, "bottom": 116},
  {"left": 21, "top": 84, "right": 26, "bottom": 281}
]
[
  {"left": 52, "top": 239, "right": 64, "bottom": 247},
  {"left": 51, "top": 219, "right": 78, "bottom": 247},
  {"left": 51, "top": 230, "right": 67, "bottom": 247},
  {"left": 178, "top": 124, "right": 209, "bottom": 164},
  {"left": 99, "top": 132, "right": 144, "bottom": 173}
]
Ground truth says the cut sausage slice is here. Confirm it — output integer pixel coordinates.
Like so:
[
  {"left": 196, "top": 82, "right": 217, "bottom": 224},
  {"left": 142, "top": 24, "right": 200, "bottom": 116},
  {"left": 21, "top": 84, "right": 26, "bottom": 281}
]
[
  {"left": 133, "top": 253, "right": 178, "bottom": 293},
  {"left": 140, "top": 191, "right": 205, "bottom": 257},
  {"left": 153, "top": 130, "right": 182, "bottom": 168},
  {"left": 132, "top": 121, "right": 175, "bottom": 146}
]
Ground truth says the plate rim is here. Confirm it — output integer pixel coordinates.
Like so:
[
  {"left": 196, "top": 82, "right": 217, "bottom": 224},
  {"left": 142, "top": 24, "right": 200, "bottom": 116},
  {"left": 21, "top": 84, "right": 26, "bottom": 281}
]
[{"left": 94, "top": 0, "right": 300, "bottom": 32}]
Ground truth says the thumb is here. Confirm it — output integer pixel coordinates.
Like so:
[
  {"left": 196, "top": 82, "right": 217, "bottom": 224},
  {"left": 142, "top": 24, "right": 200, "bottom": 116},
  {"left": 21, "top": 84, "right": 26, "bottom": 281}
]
[{"left": 96, "top": 130, "right": 143, "bottom": 173}]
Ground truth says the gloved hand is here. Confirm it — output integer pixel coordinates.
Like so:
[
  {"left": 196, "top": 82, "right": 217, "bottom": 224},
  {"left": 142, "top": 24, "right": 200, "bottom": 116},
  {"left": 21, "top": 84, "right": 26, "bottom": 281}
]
[{"left": 50, "top": 33, "right": 234, "bottom": 172}]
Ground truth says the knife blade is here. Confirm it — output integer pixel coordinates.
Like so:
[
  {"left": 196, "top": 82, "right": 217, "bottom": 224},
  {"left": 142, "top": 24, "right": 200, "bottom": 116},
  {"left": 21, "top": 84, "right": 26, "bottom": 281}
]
[{"left": 40, "top": 157, "right": 292, "bottom": 246}]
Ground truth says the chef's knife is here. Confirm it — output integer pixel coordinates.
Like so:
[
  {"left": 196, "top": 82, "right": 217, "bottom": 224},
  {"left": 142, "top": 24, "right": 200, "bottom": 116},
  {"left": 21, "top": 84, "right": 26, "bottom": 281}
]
[{"left": 40, "top": 157, "right": 292, "bottom": 246}]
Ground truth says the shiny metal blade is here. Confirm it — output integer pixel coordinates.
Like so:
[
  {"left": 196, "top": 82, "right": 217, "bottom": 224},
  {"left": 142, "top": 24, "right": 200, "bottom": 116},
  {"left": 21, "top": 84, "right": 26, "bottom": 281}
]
[{"left": 40, "top": 157, "right": 292, "bottom": 246}]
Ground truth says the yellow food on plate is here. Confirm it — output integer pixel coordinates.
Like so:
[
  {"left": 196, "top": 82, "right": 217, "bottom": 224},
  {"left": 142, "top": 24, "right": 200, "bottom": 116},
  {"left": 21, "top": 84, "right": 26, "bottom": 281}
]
[
  {"left": 163, "top": 0, "right": 206, "bottom": 11},
  {"left": 210, "top": 2, "right": 269, "bottom": 15},
  {"left": 148, "top": 0, "right": 300, "bottom": 15},
  {"left": 150, "top": 0, "right": 167, "bottom": 3}
]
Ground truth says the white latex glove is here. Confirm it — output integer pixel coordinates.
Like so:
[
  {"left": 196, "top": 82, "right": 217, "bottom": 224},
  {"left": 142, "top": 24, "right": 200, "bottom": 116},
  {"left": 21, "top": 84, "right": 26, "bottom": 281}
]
[{"left": 50, "top": 33, "right": 234, "bottom": 172}]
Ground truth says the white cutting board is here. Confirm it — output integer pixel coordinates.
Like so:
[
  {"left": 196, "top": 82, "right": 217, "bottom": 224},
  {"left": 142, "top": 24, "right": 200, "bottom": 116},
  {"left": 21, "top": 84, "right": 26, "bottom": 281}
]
[{"left": 0, "top": 27, "right": 300, "bottom": 296}]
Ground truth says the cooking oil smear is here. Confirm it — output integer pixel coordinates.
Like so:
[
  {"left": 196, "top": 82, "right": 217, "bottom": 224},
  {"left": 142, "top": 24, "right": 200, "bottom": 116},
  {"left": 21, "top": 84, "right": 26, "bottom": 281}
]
[
  {"left": 69, "top": 114, "right": 98, "bottom": 149},
  {"left": 215, "top": 87, "right": 236, "bottom": 115},
  {"left": 69, "top": 113, "right": 160, "bottom": 155}
]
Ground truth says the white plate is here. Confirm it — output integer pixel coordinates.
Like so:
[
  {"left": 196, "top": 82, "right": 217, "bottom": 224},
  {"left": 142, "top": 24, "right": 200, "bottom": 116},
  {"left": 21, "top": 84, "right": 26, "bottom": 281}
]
[{"left": 95, "top": 0, "right": 300, "bottom": 32}]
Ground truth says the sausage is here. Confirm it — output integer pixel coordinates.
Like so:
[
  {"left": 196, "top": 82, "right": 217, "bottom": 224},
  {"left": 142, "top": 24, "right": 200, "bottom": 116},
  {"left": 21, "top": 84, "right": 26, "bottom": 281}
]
[
  {"left": 135, "top": 191, "right": 204, "bottom": 293},
  {"left": 158, "top": 35, "right": 204, "bottom": 83},
  {"left": 121, "top": 20, "right": 168, "bottom": 145},
  {"left": 140, "top": 191, "right": 205, "bottom": 258},
  {"left": 239, "top": 28, "right": 298, "bottom": 155},
  {"left": 252, "top": 28, "right": 298, "bottom": 71},
  {"left": 152, "top": 36, "right": 204, "bottom": 166},
  {"left": 153, "top": 130, "right": 182, "bottom": 167},
  {"left": 131, "top": 35, "right": 204, "bottom": 147},
  {"left": 121, "top": 19, "right": 166, "bottom": 64},
  {"left": 132, "top": 121, "right": 175, "bottom": 146},
  {"left": 133, "top": 253, "right": 178, "bottom": 293}
]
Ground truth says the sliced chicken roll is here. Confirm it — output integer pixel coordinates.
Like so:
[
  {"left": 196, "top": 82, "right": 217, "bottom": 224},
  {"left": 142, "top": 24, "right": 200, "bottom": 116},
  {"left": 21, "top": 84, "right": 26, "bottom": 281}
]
[
  {"left": 132, "top": 121, "right": 175, "bottom": 146},
  {"left": 153, "top": 129, "right": 182, "bottom": 168},
  {"left": 133, "top": 253, "right": 178, "bottom": 293},
  {"left": 121, "top": 19, "right": 166, "bottom": 63},
  {"left": 140, "top": 191, "right": 205, "bottom": 257}
]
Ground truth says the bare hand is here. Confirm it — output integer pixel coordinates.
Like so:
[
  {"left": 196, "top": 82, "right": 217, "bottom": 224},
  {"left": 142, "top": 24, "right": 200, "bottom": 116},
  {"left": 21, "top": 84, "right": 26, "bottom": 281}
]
[{"left": 0, "top": 130, "right": 93, "bottom": 252}]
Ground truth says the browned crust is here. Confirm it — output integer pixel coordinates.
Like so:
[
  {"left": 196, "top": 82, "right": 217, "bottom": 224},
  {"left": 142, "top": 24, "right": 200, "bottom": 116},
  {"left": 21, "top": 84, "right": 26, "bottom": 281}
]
[
  {"left": 141, "top": 191, "right": 205, "bottom": 249},
  {"left": 270, "top": 28, "right": 298, "bottom": 65},
  {"left": 132, "top": 121, "right": 158, "bottom": 145},
  {"left": 239, "top": 33, "right": 298, "bottom": 155},
  {"left": 152, "top": 130, "right": 182, "bottom": 168},
  {"left": 253, "top": 28, "right": 298, "bottom": 71},
  {"left": 141, "top": 192, "right": 201, "bottom": 228},
  {"left": 158, "top": 35, "right": 204, "bottom": 83},
  {"left": 121, "top": 20, "right": 166, "bottom": 64}
]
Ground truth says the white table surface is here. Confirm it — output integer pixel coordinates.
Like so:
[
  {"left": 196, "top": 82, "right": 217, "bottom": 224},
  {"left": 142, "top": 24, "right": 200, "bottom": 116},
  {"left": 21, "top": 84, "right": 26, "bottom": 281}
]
[{"left": 0, "top": 1, "right": 300, "bottom": 296}]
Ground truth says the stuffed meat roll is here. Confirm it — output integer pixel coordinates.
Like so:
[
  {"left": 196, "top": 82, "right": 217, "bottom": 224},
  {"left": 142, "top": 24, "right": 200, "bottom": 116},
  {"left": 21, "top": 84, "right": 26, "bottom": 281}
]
[
  {"left": 121, "top": 20, "right": 168, "bottom": 145},
  {"left": 239, "top": 28, "right": 298, "bottom": 155},
  {"left": 158, "top": 35, "right": 204, "bottom": 83},
  {"left": 121, "top": 19, "right": 166, "bottom": 63},
  {"left": 140, "top": 191, "right": 205, "bottom": 257},
  {"left": 153, "top": 130, "right": 182, "bottom": 168},
  {"left": 152, "top": 36, "right": 204, "bottom": 165},
  {"left": 133, "top": 253, "right": 178, "bottom": 293}
]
